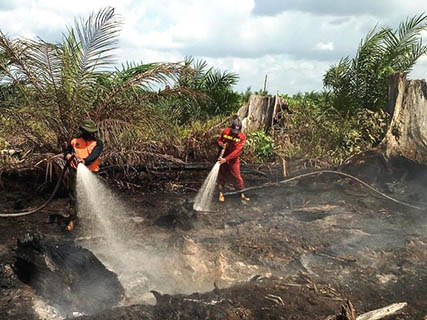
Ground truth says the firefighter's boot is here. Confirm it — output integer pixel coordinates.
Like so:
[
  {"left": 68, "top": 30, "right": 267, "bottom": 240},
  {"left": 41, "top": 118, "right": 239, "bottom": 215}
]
[
  {"left": 219, "top": 192, "right": 225, "bottom": 202},
  {"left": 64, "top": 209, "right": 75, "bottom": 231},
  {"left": 218, "top": 185, "right": 225, "bottom": 202},
  {"left": 241, "top": 193, "right": 250, "bottom": 201},
  {"left": 65, "top": 220, "right": 74, "bottom": 231}
]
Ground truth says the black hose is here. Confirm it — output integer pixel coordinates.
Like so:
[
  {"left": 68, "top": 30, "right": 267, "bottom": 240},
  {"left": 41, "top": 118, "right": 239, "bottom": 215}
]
[
  {"left": 0, "top": 162, "right": 70, "bottom": 217},
  {"left": 223, "top": 169, "right": 426, "bottom": 211}
]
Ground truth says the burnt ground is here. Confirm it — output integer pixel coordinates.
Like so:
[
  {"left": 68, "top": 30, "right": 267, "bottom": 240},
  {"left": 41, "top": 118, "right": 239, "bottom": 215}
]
[{"left": 1, "top": 151, "right": 427, "bottom": 319}]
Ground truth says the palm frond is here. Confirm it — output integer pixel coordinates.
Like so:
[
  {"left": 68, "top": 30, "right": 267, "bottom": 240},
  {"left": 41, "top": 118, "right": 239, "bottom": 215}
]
[
  {"left": 323, "top": 57, "right": 351, "bottom": 89},
  {"left": 65, "top": 7, "right": 122, "bottom": 108},
  {"left": 74, "top": 7, "right": 122, "bottom": 72},
  {"left": 397, "top": 13, "right": 427, "bottom": 45},
  {"left": 205, "top": 69, "right": 238, "bottom": 89},
  {"left": 383, "top": 13, "right": 427, "bottom": 70},
  {"left": 100, "top": 62, "right": 192, "bottom": 109},
  {"left": 0, "top": 33, "right": 46, "bottom": 95}
]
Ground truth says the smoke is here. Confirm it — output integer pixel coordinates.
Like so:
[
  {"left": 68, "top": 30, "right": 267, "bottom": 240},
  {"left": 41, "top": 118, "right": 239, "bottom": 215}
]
[
  {"left": 75, "top": 164, "right": 218, "bottom": 305},
  {"left": 69, "top": 161, "right": 427, "bottom": 317},
  {"left": 75, "top": 162, "right": 427, "bottom": 307}
]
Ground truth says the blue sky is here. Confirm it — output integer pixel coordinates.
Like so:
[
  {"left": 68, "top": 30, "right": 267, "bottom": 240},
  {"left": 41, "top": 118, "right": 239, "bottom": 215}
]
[{"left": 1, "top": 0, "right": 427, "bottom": 94}]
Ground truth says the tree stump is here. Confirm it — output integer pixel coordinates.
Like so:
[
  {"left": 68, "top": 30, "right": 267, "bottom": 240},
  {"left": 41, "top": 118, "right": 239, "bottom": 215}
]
[
  {"left": 382, "top": 72, "right": 427, "bottom": 163},
  {"left": 240, "top": 94, "right": 275, "bottom": 132},
  {"left": 238, "top": 94, "right": 289, "bottom": 133}
]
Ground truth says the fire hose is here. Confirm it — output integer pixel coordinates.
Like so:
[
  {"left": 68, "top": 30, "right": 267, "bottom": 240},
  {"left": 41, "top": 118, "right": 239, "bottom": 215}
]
[
  {"left": 223, "top": 169, "right": 426, "bottom": 211},
  {"left": 0, "top": 155, "right": 82, "bottom": 218},
  {"left": 1, "top": 162, "right": 425, "bottom": 217},
  {"left": 219, "top": 143, "right": 227, "bottom": 159}
]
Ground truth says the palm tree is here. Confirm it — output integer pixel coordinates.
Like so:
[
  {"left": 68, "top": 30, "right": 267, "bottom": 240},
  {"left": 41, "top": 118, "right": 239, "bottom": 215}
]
[
  {"left": 169, "top": 56, "right": 240, "bottom": 123},
  {"left": 323, "top": 13, "right": 427, "bottom": 116},
  {"left": 0, "top": 7, "right": 193, "bottom": 152}
]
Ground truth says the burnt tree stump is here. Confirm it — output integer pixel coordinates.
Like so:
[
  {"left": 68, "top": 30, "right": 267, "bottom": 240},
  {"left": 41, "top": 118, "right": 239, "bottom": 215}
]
[
  {"left": 383, "top": 72, "right": 427, "bottom": 163},
  {"left": 238, "top": 94, "right": 290, "bottom": 133},
  {"left": 13, "top": 232, "right": 124, "bottom": 317}
]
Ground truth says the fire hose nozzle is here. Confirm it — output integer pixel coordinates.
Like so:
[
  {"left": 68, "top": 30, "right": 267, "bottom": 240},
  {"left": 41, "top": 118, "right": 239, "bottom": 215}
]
[
  {"left": 219, "top": 143, "right": 227, "bottom": 158},
  {"left": 68, "top": 154, "right": 83, "bottom": 166}
]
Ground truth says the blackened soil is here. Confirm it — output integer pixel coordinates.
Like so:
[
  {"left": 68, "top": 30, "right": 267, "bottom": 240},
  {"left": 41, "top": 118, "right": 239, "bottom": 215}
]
[{"left": 1, "top": 151, "right": 427, "bottom": 319}]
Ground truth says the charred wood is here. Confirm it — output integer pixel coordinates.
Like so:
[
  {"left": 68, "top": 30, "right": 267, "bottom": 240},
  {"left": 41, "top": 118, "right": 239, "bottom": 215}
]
[{"left": 14, "top": 232, "right": 124, "bottom": 317}]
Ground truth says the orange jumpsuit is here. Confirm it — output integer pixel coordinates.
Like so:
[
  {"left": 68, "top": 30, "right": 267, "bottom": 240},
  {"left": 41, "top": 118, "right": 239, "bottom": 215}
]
[{"left": 217, "top": 128, "right": 246, "bottom": 190}]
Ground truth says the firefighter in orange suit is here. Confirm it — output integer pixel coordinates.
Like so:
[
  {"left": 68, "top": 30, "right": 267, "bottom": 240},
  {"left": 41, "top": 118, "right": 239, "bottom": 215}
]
[
  {"left": 217, "top": 118, "right": 250, "bottom": 202},
  {"left": 63, "top": 119, "right": 103, "bottom": 231}
]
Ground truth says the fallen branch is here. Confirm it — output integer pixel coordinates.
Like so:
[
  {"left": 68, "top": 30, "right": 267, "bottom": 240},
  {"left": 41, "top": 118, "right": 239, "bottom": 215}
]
[
  {"left": 264, "top": 294, "right": 285, "bottom": 306},
  {"left": 356, "top": 302, "right": 407, "bottom": 320}
]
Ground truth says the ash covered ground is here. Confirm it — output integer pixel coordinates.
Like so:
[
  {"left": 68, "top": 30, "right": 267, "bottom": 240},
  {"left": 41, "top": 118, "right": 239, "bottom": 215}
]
[{"left": 1, "top": 152, "right": 427, "bottom": 319}]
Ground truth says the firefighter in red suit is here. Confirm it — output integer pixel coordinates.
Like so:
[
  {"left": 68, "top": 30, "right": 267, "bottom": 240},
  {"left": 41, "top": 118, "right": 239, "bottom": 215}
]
[{"left": 217, "top": 118, "right": 250, "bottom": 202}]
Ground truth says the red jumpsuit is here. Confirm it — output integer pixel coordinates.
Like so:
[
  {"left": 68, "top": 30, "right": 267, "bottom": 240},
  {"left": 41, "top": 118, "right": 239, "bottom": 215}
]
[{"left": 217, "top": 128, "right": 246, "bottom": 190}]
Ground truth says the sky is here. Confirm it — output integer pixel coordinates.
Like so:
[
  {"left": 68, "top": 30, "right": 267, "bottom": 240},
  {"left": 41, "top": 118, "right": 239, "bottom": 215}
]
[{"left": 0, "top": 0, "right": 427, "bottom": 94}]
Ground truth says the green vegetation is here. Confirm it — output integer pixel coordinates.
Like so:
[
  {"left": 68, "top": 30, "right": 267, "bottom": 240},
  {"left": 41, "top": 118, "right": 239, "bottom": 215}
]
[
  {"left": 323, "top": 13, "right": 427, "bottom": 115},
  {"left": 0, "top": 8, "right": 192, "bottom": 153},
  {"left": 271, "top": 92, "right": 389, "bottom": 165},
  {"left": 169, "top": 57, "right": 241, "bottom": 123},
  {"left": 246, "top": 131, "right": 275, "bottom": 163},
  {"left": 0, "top": 8, "right": 425, "bottom": 182}
]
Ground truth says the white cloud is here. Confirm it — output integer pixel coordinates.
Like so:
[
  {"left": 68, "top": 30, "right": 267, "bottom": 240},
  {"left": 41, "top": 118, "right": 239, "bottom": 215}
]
[
  {"left": 315, "top": 42, "right": 334, "bottom": 51},
  {"left": 0, "top": 0, "right": 426, "bottom": 94},
  {"left": 253, "top": 0, "right": 402, "bottom": 17},
  {"left": 204, "top": 55, "right": 330, "bottom": 94}
]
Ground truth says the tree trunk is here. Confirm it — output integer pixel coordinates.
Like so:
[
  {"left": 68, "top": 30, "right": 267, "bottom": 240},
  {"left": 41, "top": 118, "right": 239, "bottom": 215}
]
[
  {"left": 238, "top": 94, "right": 288, "bottom": 133},
  {"left": 382, "top": 72, "right": 427, "bottom": 163},
  {"left": 385, "top": 72, "right": 406, "bottom": 115}
]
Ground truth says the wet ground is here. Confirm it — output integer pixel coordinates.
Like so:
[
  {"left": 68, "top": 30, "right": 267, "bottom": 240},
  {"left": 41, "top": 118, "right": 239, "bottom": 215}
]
[{"left": 1, "top": 152, "right": 427, "bottom": 319}]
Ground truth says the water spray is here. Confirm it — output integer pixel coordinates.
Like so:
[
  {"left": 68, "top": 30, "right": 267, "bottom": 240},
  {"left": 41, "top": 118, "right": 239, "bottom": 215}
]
[{"left": 193, "top": 144, "right": 227, "bottom": 212}]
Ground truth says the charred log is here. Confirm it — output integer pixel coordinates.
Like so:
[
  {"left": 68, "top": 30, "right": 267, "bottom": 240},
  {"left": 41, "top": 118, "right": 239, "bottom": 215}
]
[{"left": 13, "top": 232, "right": 124, "bottom": 317}]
